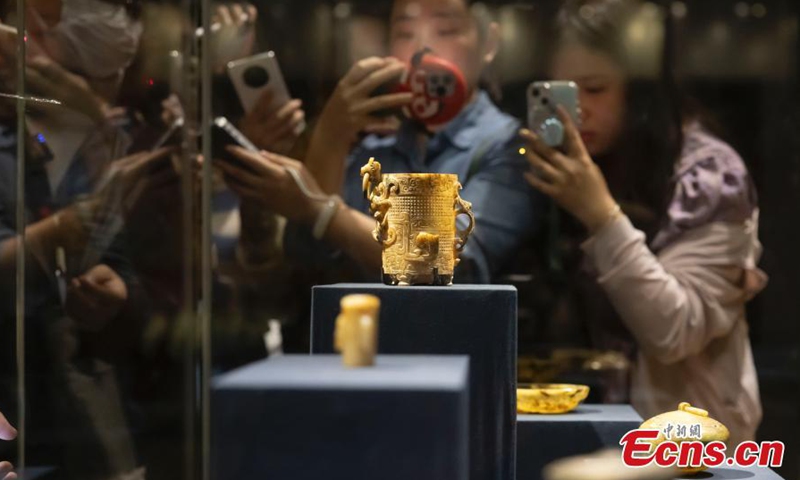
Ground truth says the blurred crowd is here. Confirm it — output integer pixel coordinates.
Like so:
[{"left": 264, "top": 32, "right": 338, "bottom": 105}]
[{"left": 0, "top": 0, "right": 774, "bottom": 478}]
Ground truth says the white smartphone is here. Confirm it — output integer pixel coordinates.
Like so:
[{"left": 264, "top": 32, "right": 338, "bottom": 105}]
[
  {"left": 227, "top": 51, "right": 305, "bottom": 135},
  {"left": 527, "top": 81, "right": 581, "bottom": 148},
  {"left": 151, "top": 117, "right": 184, "bottom": 151}
]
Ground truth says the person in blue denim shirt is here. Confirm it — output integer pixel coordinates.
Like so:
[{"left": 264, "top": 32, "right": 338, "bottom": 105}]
[
  {"left": 219, "top": 0, "right": 540, "bottom": 283},
  {"left": 336, "top": 89, "right": 537, "bottom": 282}
]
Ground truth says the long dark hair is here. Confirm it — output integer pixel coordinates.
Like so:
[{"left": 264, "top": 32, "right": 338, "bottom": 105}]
[{"left": 555, "top": 0, "right": 683, "bottom": 238}]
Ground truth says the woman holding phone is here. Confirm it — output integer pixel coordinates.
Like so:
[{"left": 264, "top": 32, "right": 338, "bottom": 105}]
[
  {"left": 520, "top": 0, "right": 766, "bottom": 445},
  {"left": 221, "top": 0, "right": 539, "bottom": 283}
]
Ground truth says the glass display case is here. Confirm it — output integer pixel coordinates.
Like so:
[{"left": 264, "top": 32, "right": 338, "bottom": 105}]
[{"left": 0, "top": 0, "right": 797, "bottom": 479}]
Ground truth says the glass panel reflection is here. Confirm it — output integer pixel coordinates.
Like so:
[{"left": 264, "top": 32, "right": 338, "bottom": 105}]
[{"left": 0, "top": 0, "right": 796, "bottom": 478}]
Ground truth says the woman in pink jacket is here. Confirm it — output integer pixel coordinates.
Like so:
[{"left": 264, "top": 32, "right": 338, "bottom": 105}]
[{"left": 521, "top": 0, "right": 766, "bottom": 445}]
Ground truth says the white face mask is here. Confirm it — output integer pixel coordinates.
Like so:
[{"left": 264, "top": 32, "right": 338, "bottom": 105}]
[{"left": 40, "top": 0, "right": 143, "bottom": 79}]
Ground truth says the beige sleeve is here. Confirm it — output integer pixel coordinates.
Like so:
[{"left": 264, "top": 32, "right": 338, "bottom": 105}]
[{"left": 581, "top": 215, "right": 747, "bottom": 365}]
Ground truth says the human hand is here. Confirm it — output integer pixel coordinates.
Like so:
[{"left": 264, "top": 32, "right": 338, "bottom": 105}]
[
  {"left": 161, "top": 93, "right": 185, "bottom": 127},
  {"left": 1, "top": 409, "right": 17, "bottom": 480},
  {"left": 23, "top": 56, "right": 109, "bottom": 123},
  {"left": 0, "top": 460, "right": 16, "bottom": 480},
  {"left": 317, "top": 57, "right": 412, "bottom": 145},
  {"left": 87, "top": 147, "right": 179, "bottom": 221},
  {"left": 239, "top": 89, "right": 305, "bottom": 155},
  {"left": 211, "top": 3, "right": 257, "bottom": 74},
  {"left": 65, "top": 264, "right": 128, "bottom": 332},
  {"left": 0, "top": 410, "right": 16, "bottom": 442},
  {"left": 213, "top": 147, "right": 327, "bottom": 225},
  {"left": 520, "top": 107, "right": 619, "bottom": 235}
]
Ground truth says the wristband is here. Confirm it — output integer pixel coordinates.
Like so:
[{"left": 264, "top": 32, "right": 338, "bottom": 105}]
[{"left": 312, "top": 196, "right": 341, "bottom": 240}]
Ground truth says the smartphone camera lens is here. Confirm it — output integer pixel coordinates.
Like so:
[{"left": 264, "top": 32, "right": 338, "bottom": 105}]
[
  {"left": 243, "top": 66, "right": 270, "bottom": 88},
  {"left": 532, "top": 88, "right": 540, "bottom": 97},
  {"left": 541, "top": 97, "right": 549, "bottom": 105}
]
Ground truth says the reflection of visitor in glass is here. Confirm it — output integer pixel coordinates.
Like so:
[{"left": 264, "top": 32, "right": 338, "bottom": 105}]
[
  {"left": 0, "top": 1, "right": 169, "bottom": 478},
  {"left": 0, "top": 0, "right": 171, "bottom": 310},
  {"left": 210, "top": 3, "right": 306, "bottom": 155},
  {"left": 207, "top": 4, "right": 305, "bottom": 269},
  {"left": 222, "top": 0, "right": 539, "bottom": 282},
  {"left": 519, "top": 0, "right": 765, "bottom": 446}
]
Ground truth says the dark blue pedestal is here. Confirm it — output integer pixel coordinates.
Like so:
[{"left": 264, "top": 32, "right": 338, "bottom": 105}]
[
  {"left": 311, "top": 283, "right": 517, "bottom": 480},
  {"left": 517, "top": 404, "right": 643, "bottom": 480},
  {"left": 212, "top": 354, "right": 469, "bottom": 480}
]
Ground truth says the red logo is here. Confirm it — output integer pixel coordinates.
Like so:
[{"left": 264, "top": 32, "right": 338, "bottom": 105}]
[
  {"left": 396, "top": 50, "right": 468, "bottom": 128},
  {"left": 620, "top": 429, "right": 785, "bottom": 469}
]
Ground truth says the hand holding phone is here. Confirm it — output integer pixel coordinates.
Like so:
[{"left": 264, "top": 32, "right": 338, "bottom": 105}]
[
  {"left": 211, "top": 116, "right": 260, "bottom": 169},
  {"left": 228, "top": 51, "right": 304, "bottom": 127},
  {"left": 527, "top": 81, "right": 581, "bottom": 149},
  {"left": 317, "top": 57, "right": 412, "bottom": 141},
  {"left": 151, "top": 117, "right": 184, "bottom": 151},
  {"left": 521, "top": 80, "right": 620, "bottom": 235},
  {"left": 229, "top": 51, "right": 306, "bottom": 151}
]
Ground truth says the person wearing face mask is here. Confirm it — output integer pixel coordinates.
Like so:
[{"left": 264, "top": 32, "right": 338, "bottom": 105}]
[
  {"left": 0, "top": 0, "right": 168, "bottom": 339},
  {"left": 9, "top": 0, "right": 142, "bottom": 119},
  {"left": 518, "top": 0, "right": 765, "bottom": 446},
  {"left": 0, "top": 1, "right": 176, "bottom": 478},
  {"left": 219, "top": 0, "right": 540, "bottom": 286}
]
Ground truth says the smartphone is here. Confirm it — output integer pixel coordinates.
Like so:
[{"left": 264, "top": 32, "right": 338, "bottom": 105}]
[
  {"left": 227, "top": 51, "right": 305, "bottom": 135},
  {"left": 212, "top": 116, "right": 259, "bottom": 169},
  {"left": 527, "top": 81, "right": 581, "bottom": 148},
  {"left": 151, "top": 117, "right": 184, "bottom": 151}
]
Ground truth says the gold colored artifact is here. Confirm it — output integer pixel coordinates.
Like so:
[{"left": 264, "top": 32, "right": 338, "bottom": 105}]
[
  {"left": 361, "top": 158, "right": 475, "bottom": 286},
  {"left": 639, "top": 402, "right": 730, "bottom": 474},
  {"left": 517, "top": 383, "right": 590, "bottom": 414},
  {"left": 334, "top": 294, "right": 380, "bottom": 367}
]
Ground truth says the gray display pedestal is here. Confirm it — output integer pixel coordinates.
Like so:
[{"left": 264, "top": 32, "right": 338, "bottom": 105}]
[
  {"left": 311, "top": 283, "right": 517, "bottom": 480},
  {"left": 212, "top": 354, "right": 469, "bottom": 480}
]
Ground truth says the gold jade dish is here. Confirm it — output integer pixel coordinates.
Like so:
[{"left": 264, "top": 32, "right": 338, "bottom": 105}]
[
  {"left": 517, "top": 383, "right": 590, "bottom": 414},
  {"left": 361, "top": 158, "right": 475, "bottom": 286},
  {"left": 639, "top": 402, "right": 730, "bottom": 475}
]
